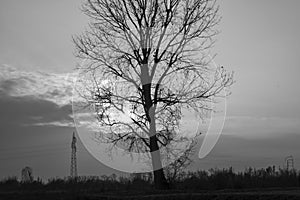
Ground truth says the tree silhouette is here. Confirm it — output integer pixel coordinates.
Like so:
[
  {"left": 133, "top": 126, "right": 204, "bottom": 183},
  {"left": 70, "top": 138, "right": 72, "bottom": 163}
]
[{"left": 73, "top": 0, "right": 233, "bottom": 189}]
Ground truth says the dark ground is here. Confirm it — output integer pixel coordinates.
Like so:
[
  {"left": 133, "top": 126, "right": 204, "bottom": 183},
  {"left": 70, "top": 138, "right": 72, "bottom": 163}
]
[
  {"left": 1, "top": 188, "right": 300, "bottom": 200},
  {"left": 1, "top": 167, "right": 299, "bottom": 199}
]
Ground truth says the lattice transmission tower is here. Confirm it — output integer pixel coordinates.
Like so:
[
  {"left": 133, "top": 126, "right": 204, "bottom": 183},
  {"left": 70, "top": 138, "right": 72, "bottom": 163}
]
[
  {"left": 285, "top": 155, "right": 294, "bottom": 171},
  {"left": 70, "top": 132, "right": 78, "bottom": 178}
]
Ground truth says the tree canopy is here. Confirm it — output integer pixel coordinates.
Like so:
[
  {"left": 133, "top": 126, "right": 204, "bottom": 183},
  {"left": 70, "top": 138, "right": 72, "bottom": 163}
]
[{"left": 73, "top": 0, "right": 233, "bottom": 189}]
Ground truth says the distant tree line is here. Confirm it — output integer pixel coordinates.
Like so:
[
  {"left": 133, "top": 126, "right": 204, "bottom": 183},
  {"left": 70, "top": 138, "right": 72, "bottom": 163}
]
[{"left": 0, "top": 166, "right": 299, "bottom": 193}]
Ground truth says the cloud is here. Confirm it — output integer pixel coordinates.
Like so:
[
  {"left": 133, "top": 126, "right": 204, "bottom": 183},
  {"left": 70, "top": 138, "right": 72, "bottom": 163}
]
[
  {"left": 0, "top": 64, "right": 75, "bottom": 128},
  {"left": 0, "top": 64, "right": 75, "bottom": 106},
  {"left": 1, "top": 64, "right": 299, "bottom": 140},
  {"left": 31, "top": 121, "right": 75, "bottom": 128},
  {"left": 0, "top": 90, "right": 73, "bottom": 127}
]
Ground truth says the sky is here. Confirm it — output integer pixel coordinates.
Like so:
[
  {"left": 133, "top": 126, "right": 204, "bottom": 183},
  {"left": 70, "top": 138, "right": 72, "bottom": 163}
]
[{"left": 0, "top": 0, "right": 300, "bottom": 179}]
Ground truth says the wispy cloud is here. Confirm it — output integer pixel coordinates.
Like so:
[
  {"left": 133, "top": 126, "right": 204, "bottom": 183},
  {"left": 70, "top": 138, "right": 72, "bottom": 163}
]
[
  {"left": 0, "top": 64, "right": 77, "bottom": 127},
  {"left": 0, "top": 64, "right": 75, "bottom": 106},
  {"left": 31, "top": 121, "right": 75, "bottom": 128}
]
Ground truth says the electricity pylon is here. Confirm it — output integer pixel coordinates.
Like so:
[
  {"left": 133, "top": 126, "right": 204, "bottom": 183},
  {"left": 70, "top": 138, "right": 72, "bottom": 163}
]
[
  {"left": 285, "top": 155, "right": 294, "bottom": 171},
  {"left": 70, "top": 132, "right": 78, "bottom": 178}
]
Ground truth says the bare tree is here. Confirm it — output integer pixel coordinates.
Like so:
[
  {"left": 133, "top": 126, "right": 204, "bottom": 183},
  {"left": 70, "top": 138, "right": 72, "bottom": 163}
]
[
  {"left": 73, "top": 0, "right": 233, "bottom": 189},
  {"left": 164, "top": 138, "right": 197, "bottom": 182}
]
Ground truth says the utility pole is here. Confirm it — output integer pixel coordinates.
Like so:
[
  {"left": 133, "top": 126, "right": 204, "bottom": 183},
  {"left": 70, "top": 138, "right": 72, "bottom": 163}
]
[{"left": 70, "top": 132, "right": 78, "bottom": 178}]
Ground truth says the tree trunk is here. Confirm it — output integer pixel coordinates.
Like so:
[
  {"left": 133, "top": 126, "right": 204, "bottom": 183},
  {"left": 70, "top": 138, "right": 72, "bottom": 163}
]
[
  {"left": 150, "top": 135, "right": 169, "bottom": 190},
  {"left": 141, "top": 68, "right": 169, "bottom": 189}
]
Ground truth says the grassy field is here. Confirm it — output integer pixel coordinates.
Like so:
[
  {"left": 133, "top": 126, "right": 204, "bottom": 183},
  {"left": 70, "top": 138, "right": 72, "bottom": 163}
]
[
  {"left": 1, "top": 188, "right": 300, "bottom": 200},
  {"left": 1, "top": 167, "right": 299, "bottom": 199}
]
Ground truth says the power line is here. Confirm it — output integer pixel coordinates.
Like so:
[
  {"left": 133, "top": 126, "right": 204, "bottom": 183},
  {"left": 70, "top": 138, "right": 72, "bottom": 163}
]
[
  {"left": 0, "top": 143, "right": 68, "bottom": 152},
  {"left": 0, "top": 145, "right": 87, "bottom": 161},
  {"left": 0, "top": 146, "right": 69, "bottom": 156},
  {"left": 0, "top": 149, "right": 70, "bottom": 161},
  {"left": 0, "top": 150, "right": 88, "bottom": 162}
]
